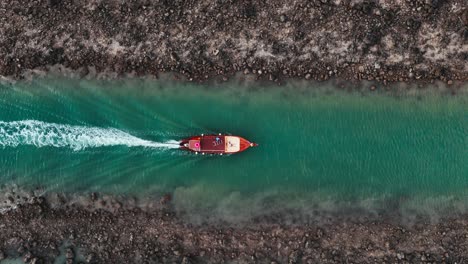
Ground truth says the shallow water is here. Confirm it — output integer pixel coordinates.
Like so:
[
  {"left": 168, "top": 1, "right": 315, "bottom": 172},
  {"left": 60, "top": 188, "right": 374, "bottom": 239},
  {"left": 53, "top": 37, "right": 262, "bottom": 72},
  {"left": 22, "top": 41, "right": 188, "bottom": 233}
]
[{"left": 0, "top": 77, "right": 466, "bottom": 221}]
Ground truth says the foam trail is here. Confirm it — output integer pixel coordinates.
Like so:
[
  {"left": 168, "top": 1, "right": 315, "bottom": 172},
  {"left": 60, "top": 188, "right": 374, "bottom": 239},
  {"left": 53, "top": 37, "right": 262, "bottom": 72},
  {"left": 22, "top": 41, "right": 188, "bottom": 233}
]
[{"left": 0, "top": 120, "right": 180, "bottom": 151}]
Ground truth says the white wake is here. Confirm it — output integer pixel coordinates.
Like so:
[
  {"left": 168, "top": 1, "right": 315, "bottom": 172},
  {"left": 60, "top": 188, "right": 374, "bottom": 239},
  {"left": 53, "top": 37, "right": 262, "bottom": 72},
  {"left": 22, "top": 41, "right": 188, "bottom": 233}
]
[{"left": 0, "top": 120, "right": 180, "bottom": 151}]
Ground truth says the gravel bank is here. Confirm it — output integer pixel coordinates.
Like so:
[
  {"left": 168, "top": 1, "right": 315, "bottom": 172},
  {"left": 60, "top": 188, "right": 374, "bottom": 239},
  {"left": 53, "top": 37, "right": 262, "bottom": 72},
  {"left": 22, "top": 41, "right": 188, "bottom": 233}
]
[
  {"left": 0, "top": 0, "right": 467, "bottom": 83},
  {"left": 1, "top": 190, "right": 467, "bottom": 263}
]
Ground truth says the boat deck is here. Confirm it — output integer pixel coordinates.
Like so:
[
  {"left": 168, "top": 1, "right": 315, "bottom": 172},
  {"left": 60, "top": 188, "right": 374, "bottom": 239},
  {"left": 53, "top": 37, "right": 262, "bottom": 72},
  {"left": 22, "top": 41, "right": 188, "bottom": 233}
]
[{"left": 200, "top": 136, "right": 225, "bottom": 152}]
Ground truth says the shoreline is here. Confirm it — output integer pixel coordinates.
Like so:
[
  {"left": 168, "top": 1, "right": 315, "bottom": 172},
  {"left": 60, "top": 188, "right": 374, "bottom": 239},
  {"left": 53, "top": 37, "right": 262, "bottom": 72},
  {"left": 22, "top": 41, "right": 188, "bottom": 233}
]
[
  {"left": 2, "top": 68, "right": 468, "bottom": 97},
  {"left": 1, "top": 190, "right": 468, "bottom": 263},
  {"left": 1, "top": 0, "right": 467, "bottom": 84}
]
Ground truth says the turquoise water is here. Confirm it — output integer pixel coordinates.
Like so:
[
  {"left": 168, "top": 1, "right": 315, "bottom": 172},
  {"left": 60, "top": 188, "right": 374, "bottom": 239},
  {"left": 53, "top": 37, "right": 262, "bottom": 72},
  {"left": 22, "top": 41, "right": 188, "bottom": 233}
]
[{"left": 0, "top": 77, "right": 466, "bottom": 220}]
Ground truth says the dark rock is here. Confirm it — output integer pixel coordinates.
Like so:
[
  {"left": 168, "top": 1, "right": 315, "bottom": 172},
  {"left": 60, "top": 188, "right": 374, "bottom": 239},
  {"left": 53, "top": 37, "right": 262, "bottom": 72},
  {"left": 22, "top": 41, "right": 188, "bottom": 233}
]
[
  {"left": 65, "top": 248, "right": 74, "bottom": 259},
  {"left": 47, "top": 0, "right": 62, "bottom": 7},
  {"left": 29, "top": 257, "right": 40, "bottom": 264},
  {"left": 160, "top": 194, "right": 171, "bottom": 205},
  {"left": 280, "top": 14, "right": 288, "bottom": 22}
]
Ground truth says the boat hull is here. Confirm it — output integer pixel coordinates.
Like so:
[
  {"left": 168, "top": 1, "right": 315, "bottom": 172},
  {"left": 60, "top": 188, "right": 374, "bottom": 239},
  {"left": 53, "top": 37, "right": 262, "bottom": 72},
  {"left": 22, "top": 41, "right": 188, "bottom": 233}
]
[{"left": 179, "top": 134, "right": 257, "bottom": 154}]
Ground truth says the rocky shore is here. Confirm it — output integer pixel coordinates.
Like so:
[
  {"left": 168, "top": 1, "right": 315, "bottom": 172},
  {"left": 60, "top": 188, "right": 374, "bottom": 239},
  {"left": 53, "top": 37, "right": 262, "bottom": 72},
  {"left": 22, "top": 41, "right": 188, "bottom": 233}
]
[
  {"left": 0, "top": 190, "right": 467, "bottom": 263},
  {"left": 0, "top": 0, "right": 467, "bottom": 84}
]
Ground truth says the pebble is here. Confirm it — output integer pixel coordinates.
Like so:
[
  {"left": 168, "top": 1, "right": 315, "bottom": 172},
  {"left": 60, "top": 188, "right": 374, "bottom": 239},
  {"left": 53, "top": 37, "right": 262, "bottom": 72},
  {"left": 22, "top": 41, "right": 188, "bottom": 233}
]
[
  {"left": 397, "top": 252, "right": 405, "bottom": 260},
  {"left": 65, "top": 248, "right": 74, "bottom": 259},
  {"left": 23, "top": 252, "right": 34, "bottom": 263}
]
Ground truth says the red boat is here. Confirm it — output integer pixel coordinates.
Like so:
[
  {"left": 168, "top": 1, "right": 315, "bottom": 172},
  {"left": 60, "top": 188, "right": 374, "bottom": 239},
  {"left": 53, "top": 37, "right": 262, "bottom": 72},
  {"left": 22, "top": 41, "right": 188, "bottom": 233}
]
[{"left": 179, "top": 134, "right": 258, "bottom": 155}]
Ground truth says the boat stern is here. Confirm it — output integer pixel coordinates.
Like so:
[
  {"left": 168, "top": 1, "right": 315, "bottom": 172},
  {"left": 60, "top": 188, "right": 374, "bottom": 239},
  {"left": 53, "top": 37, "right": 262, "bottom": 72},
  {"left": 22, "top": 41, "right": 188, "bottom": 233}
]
[{"left": 179, "top": 136, "right": 201, "bottom": 152}]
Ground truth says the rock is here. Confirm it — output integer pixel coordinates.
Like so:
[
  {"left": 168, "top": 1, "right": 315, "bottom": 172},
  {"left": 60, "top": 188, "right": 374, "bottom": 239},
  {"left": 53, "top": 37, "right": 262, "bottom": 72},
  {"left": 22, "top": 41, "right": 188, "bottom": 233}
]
[
  {"left": 316, "top": 228, "right": 324, "bottom": 238},
  {"left": 0, "top": 251, "right": 5, "bottom": 261},
  {"left": 18, "top": 246, "right": 26, "bottom": 254},
  {"left": 289, "top": 250, "right": 299, "bottom": 263},
  {"left": 160, "top": 194, "right": 171, "bottom": 204},
  {"left": 397, "top": 252, "right": 405, "bottom": 260},
  {"left": 384, "top": 241, "right": 390, "bottom": 248},
  {"left": 65, "top": 248, "right": 74, "bottom": 259},
  {"left": 29, "top": 258, "right": 40, "bottom": 264},
  {"left": 48, "top": 0, "right": 61, "bottom": 7},
  {"left": 23, "top": 252, "right": 33, "bottom": 262},
  {"left": 86, "top": 253, "right": 95, "bottom": 262}
]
